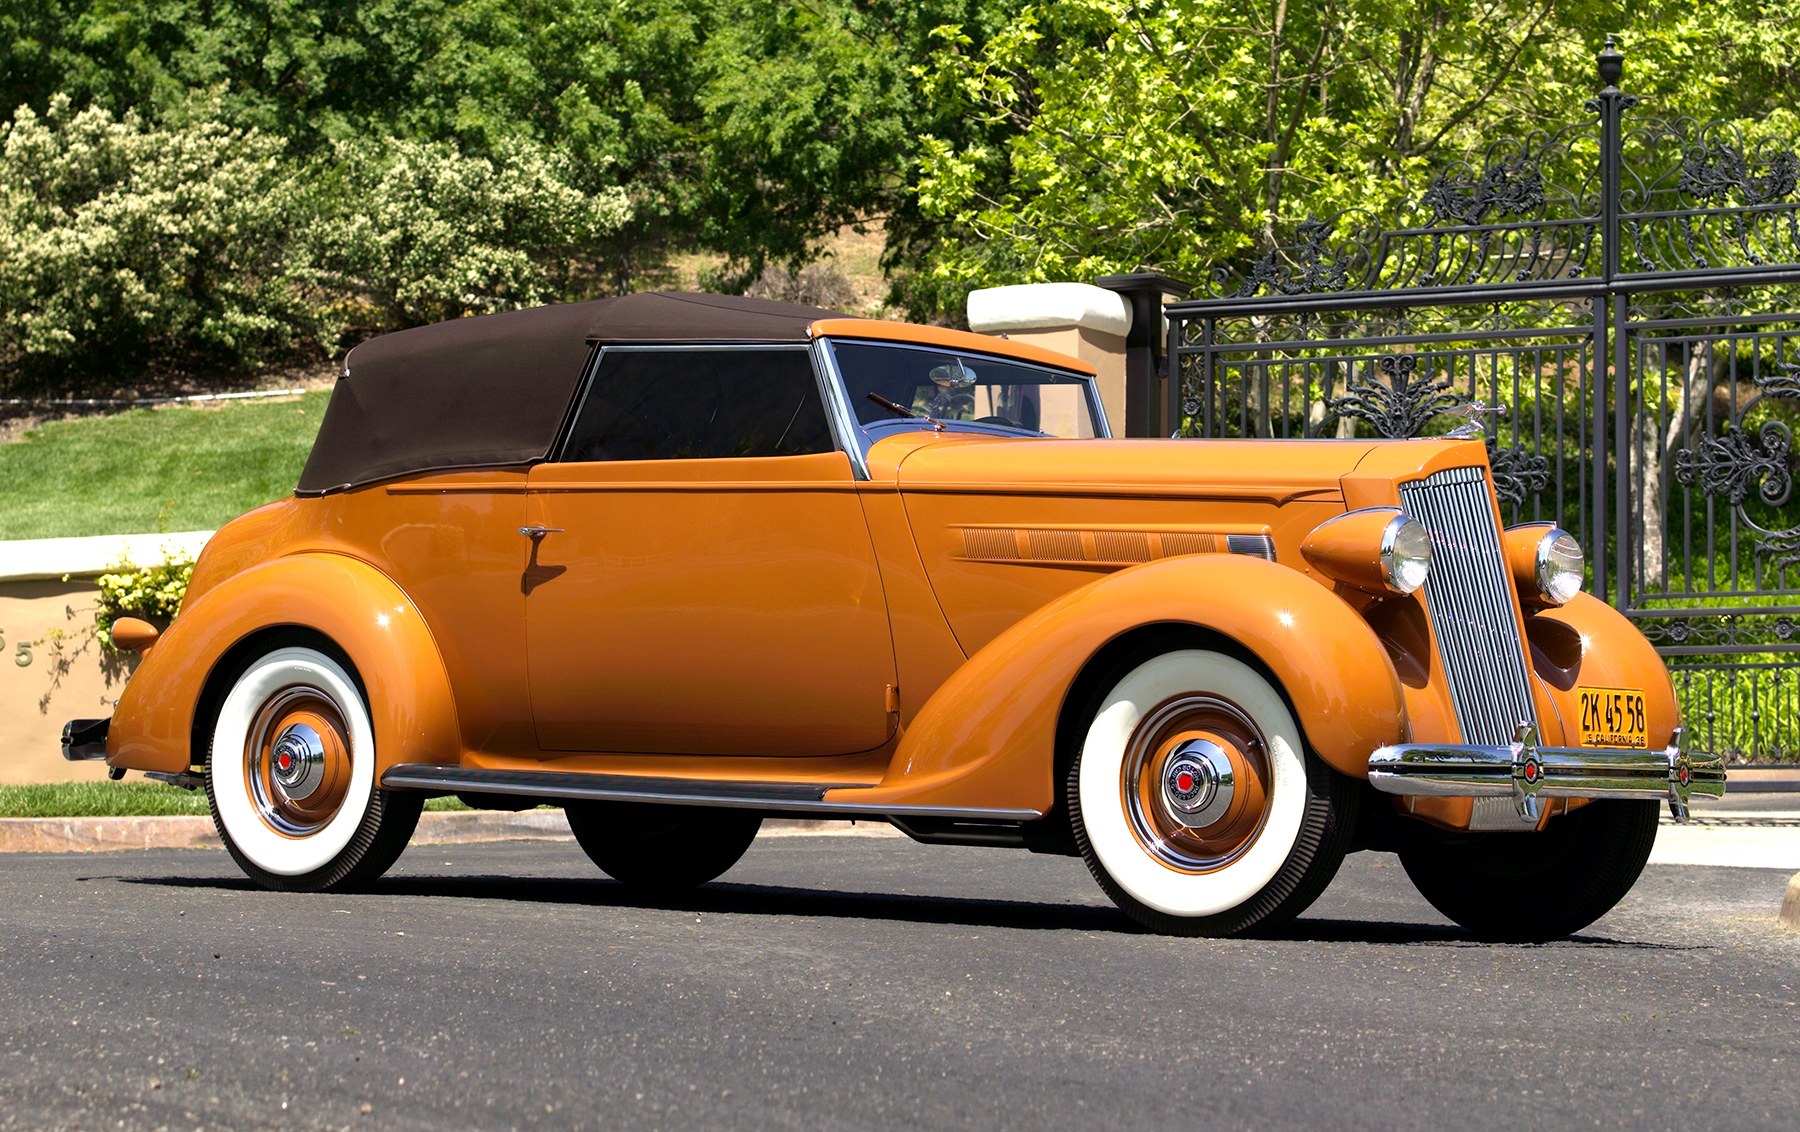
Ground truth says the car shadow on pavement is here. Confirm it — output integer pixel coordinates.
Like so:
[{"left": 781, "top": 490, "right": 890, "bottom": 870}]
[
  {"left": 1257, "top": 918, "right": 1709, "bottom": 950},
  {"left": 116, "top": 872, "right": 1139, "bottom": 934},
  {"left": 111, "top": 872, "right": 1706, "bottom": 947}
]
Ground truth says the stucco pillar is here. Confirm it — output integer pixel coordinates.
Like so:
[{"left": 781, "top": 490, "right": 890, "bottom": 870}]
[{"left": 967, "top": 283, "right": 1132, "bottom": 435}]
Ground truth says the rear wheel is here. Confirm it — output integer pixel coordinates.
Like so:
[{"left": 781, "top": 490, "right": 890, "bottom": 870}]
[
  {"left": 204, "top": 642, "right": 421, "bottom": 892},
  {"left": 565, "top": 802, "right": 761, "bottom": 890},
  {"left": 1068, "top": 649, "right": 1355, "bottom": 936},
  {"left": 1397, "top": 799, "right": 1660, "bottom": 941}
]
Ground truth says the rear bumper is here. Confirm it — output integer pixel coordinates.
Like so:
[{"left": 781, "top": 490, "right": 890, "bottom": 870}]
[
  {"left": 1368, "top": 725, "right": 1725, "bottom": 823},
  {"left": 61, "top": 718, "right": 110, "bottom": 762}
]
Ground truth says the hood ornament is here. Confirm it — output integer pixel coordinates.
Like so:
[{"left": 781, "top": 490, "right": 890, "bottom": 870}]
[{"left": 1443, "top": 402, "right": 1505, "bottom": 440}]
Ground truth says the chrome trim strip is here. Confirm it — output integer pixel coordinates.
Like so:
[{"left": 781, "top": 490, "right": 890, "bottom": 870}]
[
  {"left": 380, "top": 764, "right": 1043, "bottom": 823},
  {"left": 1224, "top": 533, "right": 1276, "bottom": 561},
  {"left": 810, "top": 339, "right": 872, "bottom": 481},
  {"left": 1368, "top": 725, "right": 1726, "bottom": 823}
]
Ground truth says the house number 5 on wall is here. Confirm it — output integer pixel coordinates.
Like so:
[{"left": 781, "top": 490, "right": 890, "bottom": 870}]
[{"left": 1, "top": 629, "right": 31, "bottom": 667}]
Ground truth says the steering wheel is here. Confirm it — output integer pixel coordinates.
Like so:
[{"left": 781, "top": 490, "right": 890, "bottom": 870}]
[{"left": 975, "top": 415, "right": 1025, "bottom": 430}]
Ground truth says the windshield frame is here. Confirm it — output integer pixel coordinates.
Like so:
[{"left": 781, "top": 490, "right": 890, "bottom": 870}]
[{"left": 813, "top": 337, "right": 1110, "bottom": 479}]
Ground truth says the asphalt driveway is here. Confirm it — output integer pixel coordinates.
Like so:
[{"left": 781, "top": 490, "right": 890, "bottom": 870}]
[{"left": 1, "top": 835, "right": 1795, "bottom": 1131}]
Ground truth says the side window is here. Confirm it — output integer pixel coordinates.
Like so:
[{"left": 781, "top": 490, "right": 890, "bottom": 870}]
[{"left": 560, "top": 347, "right": 835, "bottom": 462}]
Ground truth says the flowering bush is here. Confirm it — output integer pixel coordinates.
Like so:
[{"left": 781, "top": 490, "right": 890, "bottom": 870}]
[
  {"left": 0, "top": 95, "right": 311, "bottom": 387},
  {"left": 29, "top": 551, "right": 193, "bottom": 708},
  {"left": 305, "top": 136, "right": 632, "bottom": 329},
  {"left": 0, "top": 97, "right": 634, "bottom": 390},
  {"left": 93, "top": 555, "right": 194, "bottom": 649}
]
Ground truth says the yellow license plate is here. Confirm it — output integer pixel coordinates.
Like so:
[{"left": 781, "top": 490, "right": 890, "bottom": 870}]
[{"left": 1577, "top": 686, "right": 1648, "bottom": 748}]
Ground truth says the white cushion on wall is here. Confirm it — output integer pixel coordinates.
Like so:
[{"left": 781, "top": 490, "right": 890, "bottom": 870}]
[
  {"left": 0, "top": 530, "right": 214, "bottom": 583},
  {"left": 967, "top": 283, "right": 1132, "bottom": 337}
]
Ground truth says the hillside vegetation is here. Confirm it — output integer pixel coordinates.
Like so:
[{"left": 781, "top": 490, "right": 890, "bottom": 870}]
[{"left": 3, "top": 2, "right": 1794, "bottom": 394}]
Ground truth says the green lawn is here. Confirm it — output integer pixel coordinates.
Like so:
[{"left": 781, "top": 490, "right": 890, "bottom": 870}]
[
  {"left": 0, "top": 781, "right": 211, "bottom": 817},
  {"left": 0, "top": 780, "right": 473, "bottom": 818},
  {"left": 0, "top": 391, "right": 328, "bottom": 540}
]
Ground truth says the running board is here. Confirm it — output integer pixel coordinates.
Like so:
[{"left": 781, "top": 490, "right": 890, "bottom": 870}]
[{"left": 379, "top": 764, "right": 1041, "bottom": 824}]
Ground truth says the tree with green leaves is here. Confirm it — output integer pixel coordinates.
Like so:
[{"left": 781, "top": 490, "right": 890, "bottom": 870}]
[
  {"left": 907, "top": 0, "right": 1800, "bottom": 300},
  {"left": 1, "top": 1, "right": 1009, "bottom": 295}
]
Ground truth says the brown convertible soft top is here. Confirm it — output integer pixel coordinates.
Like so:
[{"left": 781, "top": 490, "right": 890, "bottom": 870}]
[{"left": 296, "top": 293, "right": 841, "bottom": 495}]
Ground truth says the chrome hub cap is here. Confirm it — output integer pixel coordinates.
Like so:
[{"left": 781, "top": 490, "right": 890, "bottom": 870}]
[
  {"left": 1120, "top": 693, "right": 1273, "bottom": 874},
  {"left": 271, "top": 723, "right": 327, "bottom": 801},
  {"left": 244, "top": 688, "right": 353, "bottom": 837},
  {"left": 1162, "top": 739, "right": 1236, "bottom": 829}
]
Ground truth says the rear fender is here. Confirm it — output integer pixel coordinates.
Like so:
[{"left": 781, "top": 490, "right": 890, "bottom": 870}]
[
  {"left": 107, "top": 553, "right": 460, "bottom": 776},
  {"left": 838, "top": 555, "right": 1406, "bottom": 815}
]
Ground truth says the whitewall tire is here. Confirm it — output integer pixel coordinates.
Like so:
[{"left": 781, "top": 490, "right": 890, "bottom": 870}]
[
  {"left": 204, "top": 641, "right": 421, "bottom": 891},
  {"left": 1069, "top": 648, "right": 1354, "bottom": 936}
]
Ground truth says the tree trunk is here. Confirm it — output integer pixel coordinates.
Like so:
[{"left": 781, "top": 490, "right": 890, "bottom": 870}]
[{"left": 1633, "top": 340, "right": 1715, "bottom": 596}]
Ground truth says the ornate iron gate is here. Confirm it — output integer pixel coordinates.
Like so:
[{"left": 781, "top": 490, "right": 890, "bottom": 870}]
[{"left": 1164, "top": 40, "right": 1800, "bottom": 763}]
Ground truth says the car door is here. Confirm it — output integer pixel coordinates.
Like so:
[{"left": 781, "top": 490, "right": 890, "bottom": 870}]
[{"left": 523, "top": 344, "right": 898, "bottom": 756}]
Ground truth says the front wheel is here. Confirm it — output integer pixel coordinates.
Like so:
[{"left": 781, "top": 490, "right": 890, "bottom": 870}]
[
  {"left": 1068, "top": 648, "right": 1355, "bottom": 936},
  {"left": 1397, "top": 799, "right": 1660, "bottom": 941},
  {"left": 565, "top": 802, "right": 761, "bottom": 890},
  {"left": 204, "top": 642, "right": 421, "bottom": 892}
]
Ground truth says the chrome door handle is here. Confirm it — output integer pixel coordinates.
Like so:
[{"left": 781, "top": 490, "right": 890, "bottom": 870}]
[{"left": 518, "top": 526, "right": 565, "bottom": 539}]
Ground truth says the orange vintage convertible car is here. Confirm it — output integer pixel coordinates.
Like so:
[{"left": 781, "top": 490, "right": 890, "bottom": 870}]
[{"left": 65, "top": 292, "right": 1725, "bottom": 939}]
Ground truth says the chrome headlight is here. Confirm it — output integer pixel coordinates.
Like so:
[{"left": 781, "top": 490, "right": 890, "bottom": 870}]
[
  {"left": 1379, "top": 515, "right": 1433, "bottom": 595},
  {"left": 1302, "top": 508, "right": 1433, "bottom": 596},
  {"left": 1534, "top": 528, "right": 1584, "bottom": 605}
]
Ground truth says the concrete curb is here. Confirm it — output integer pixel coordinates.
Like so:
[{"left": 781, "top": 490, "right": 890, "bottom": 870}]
[
  {"left": 0, "top": 811, "right": 897, "bottom": 854},
  {"left": 0, "top": 815, "right": 222, "bottom": 854},
  {"left": 1722, "top": 768, "right": 1800, "bottom": 793},
  {"left": 1781, "top": 874, "right": 1800, "bottom": 931}
]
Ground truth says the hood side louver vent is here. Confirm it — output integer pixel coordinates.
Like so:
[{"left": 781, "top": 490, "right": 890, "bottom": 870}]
[{"left": 956, "top": 527, "right": 1274, "bottom": 567}]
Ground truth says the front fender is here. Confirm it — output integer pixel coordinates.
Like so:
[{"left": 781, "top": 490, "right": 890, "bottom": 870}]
[
  {"left": 107, "top": 553, "right": 461, "bottom": 776},
  {"left": 835, "top": 555, "right": 1406, "bottom": 815},
  {"left": 1525, "top": 592, "right": 1680, "bottom": 749}
]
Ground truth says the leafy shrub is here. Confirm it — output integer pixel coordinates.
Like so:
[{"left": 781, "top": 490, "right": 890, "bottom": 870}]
[
  {"left": 308, "top": 136, "right": 632, "bottom": 330},
  {"left": 0, "top": 97, "right": 634, "bottom": 389},
  {"left": 93, "top": 553, "right": 194, "bottom": 647},
  {"left": 30, "top": 549, "right": 192, "bottom": 712},
  {"left": 745, "top": 261, "right": 859, "bottom": 309},
  {"left": 0, "top": 95, "right": 311, "bottom": 389}
]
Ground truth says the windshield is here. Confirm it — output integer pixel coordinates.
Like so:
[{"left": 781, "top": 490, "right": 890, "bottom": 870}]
[{"left": 829, "top": 340, "right": 1103, "bottom": 440}]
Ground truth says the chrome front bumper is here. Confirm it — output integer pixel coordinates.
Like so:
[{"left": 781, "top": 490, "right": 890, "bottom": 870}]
[{"left": 1368, "top": 725, "right": 1726, "bottom": 824}]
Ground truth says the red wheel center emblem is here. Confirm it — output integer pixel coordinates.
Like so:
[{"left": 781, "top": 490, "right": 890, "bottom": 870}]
[
  {"left": 1176, "top": 771, "right": 1195, "bottom": 793},
  {"left": 277, "top": 752, "right": 292, "bottom": 771}
]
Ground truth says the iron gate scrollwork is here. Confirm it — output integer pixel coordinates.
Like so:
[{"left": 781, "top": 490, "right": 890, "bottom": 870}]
[{"left": 1165, "top": 38, "right": 1800, "bottom": 764}]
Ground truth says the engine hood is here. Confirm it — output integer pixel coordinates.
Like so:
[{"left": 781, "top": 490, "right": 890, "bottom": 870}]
[
  {"left": 875, "top": 434, "right": 1376, "bottom": 659},
  {"left": 881, "top": 434, "right": 1383, "bottom": 505}
]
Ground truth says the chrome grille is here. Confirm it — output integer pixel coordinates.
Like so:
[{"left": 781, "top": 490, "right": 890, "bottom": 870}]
[{"left": 1399, "top": 466, "right": 1537, "bottom": 746}]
